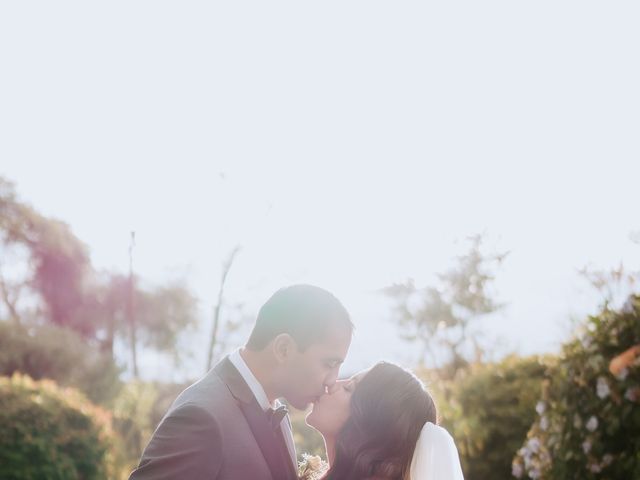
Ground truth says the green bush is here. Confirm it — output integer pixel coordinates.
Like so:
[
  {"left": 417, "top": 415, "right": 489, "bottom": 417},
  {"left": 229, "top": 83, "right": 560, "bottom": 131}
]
[
  {"left": 0, "top": 373, "right": 115, "bottom": 479},
  {"left": 0, "top": 322, "right": 122, "bottom": 405},
  {"left": 427, "top": 355, "right": 547, "bottom": 480},
  {"left": 111, "top": 380, "right": 193, "bottom": 477},
  {"left": 513, "top": 295, "right": 640, "bottom": 479}
]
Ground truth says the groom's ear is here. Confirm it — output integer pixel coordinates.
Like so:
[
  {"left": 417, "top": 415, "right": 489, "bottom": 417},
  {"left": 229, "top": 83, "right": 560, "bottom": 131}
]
[{"left": 272, "top": 333, "right": 296, "bottom": 364}]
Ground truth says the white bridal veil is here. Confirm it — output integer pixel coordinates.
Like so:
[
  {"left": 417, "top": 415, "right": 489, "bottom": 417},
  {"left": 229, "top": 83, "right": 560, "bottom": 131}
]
[{"left": 409, "top": 422, "right": 465, "bottom": 480}]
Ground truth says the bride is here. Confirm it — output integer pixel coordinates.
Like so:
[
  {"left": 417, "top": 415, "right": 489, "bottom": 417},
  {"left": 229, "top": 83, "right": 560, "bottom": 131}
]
[{"left": 305, "top": 361, "right": 464, "bottom": 480}]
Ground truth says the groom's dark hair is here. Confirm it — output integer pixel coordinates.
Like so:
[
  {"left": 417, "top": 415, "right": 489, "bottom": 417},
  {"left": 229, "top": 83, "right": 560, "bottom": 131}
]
[{"left": 246, "top": 284, "right": 352, "bottom": 351}]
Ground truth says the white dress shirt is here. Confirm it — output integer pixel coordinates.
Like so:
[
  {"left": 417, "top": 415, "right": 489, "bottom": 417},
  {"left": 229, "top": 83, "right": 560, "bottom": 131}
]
[{"left": 229, "top": 349, "right": 298, "bottom": 469}]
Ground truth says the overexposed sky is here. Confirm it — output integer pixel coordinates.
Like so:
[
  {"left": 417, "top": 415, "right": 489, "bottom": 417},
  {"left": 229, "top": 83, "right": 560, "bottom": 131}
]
[{"left": 2, "top": 1, "right": 639, "bottom": 379}]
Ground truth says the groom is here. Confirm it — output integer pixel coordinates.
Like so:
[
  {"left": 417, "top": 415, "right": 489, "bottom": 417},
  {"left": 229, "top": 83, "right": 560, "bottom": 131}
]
[{"left": 129, "top": 284, "right": 353, "bottom": 480}]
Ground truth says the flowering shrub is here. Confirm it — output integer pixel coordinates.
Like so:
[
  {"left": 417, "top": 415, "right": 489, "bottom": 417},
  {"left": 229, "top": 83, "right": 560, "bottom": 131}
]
[
  {"left": 0, "top": 373, "right": 115, "bottom": 479},
  {"left": 513, "top": 295, "right": 640, "bottom": 479}
]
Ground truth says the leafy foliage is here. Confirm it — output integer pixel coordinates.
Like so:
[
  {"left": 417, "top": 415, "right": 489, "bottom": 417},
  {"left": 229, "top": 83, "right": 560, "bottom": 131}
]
[
  {"left": 513, "top": 295, "right": 640, "bottom": 479},
  {"left": 1, "top": 177, "right": 199, "bottom": 377},
  {"left": 384, "top": 235, "right": 506, "bottom": 376},
  {"left": 92, "top": 273, "right": 199, "bottom": 367},
  {"left": 0, "top": 373, "right": 115, "bottom": 480},
  {"left": 426, "top": 355, "right": 546, "bottom": 480},
  {"left": 0, "top": 177, "right": 93, "bottom": 335},
  {"left": 0, "top": 322, "right": 122, "bottom": 405},
  {"left": 111, "top": 379, "right": 191, "bottom": 476}
]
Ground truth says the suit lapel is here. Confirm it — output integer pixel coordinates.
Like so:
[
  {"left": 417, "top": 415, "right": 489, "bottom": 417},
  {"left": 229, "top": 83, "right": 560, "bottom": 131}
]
[
  {"left": 281, "top": 412, "right": 299, "bottom": 477},
  {"left": 279, "top": 421, "right": 299, "bottom": 479},
  {"left": 214, "top": 357, "right": 297, "bottom": 480},
  {"left": 238, "top": 401, "right": 296, "bottom": 480},
  {"left": 214, "top": 356, "right": 254, "bottom": 404}
]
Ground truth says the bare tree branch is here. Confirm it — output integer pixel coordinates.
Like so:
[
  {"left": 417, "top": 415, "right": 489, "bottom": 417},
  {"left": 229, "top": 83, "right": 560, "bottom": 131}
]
[{"left": 206, "top": 245, "right": 241, "bottom": 372}]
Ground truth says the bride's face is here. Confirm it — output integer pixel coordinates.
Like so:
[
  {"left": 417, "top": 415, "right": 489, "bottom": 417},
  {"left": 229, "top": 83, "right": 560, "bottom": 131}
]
[{"left": 306, "top": 369, "right": 368, "bottom": 437}]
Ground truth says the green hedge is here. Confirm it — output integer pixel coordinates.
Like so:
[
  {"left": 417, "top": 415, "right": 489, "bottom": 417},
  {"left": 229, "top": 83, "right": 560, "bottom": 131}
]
[
  {"left": 427, "top": 355, "right": 547, "bottom": 480},
  {"left": 0, "top": 373, "right": 115, "bottom": 480},
  {"left": 513, "top": 295, "right": 640, "bottom": 479},
  {"left": 0, "top": 322, "right": 122, "bottom": 405}
]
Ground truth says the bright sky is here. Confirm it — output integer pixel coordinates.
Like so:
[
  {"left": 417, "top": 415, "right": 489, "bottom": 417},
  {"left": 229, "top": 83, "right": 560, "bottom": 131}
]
[{"left": 2, "top": 2, "right": 639, "bottom": 380}]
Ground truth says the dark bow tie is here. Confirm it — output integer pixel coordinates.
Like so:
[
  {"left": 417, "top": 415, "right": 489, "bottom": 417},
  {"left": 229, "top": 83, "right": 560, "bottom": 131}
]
[{"left": 266, "top": 405, "right": 288, "bottom": 430}]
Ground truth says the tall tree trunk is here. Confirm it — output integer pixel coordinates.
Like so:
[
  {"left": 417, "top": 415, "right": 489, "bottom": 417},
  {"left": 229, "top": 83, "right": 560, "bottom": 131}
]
[
  {"left": 102, "top": 308, "right": 115, "bottom": 358},
  {"left": 128, "top": 232, "right": 139, "bottom": 378},
  {"left": 0, "top": 273, "right": 21, "bottom": 326}
]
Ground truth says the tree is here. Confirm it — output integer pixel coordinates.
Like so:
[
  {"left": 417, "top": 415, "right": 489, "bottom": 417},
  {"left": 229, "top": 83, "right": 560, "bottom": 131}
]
[
  {"left": 0, "top": 177, "right": 94, "bottom": 336},
  {"left": 0, "top": 257, "right": 24, "bottom": 326},
  {"left": 383, "top": 235, "right": 507, "bottom": 377},
  {"left": 1, "top": 177, "right": 200, "bottom": 376},
  {"left": 134, "top": 280, "right": 199, "bottom": 366},
  {"left": 0, "top": 322, "right": 122, "bottom": 405},
  {"left": 579, "top": 263, "right": 640, "bottom": 309},
  {"left": 206, "top": 245, "right": 246, "bottom": 372},
  {"left": 89, "top": 273, "right": 199, "bottom": 373}
]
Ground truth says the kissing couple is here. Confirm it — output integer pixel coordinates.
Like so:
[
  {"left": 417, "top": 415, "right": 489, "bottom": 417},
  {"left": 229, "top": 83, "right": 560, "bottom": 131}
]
[{"left": 129, "top": 285, "right": 464, "bottom": 480}]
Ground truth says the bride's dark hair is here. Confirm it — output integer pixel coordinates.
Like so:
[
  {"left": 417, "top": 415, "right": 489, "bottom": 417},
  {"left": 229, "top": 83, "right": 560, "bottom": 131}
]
[{"left": 324, "top": 362, "right": 437, "bottom": 480}]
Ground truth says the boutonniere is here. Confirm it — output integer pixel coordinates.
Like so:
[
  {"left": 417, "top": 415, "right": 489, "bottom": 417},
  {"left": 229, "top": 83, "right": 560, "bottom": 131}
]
[{"left": 298, "top": 453, "right": 328, "bottom": 480}]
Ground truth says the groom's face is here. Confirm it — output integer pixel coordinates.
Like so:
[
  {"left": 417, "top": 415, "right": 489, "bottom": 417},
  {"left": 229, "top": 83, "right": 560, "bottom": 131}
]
[{"left": 281, "top": 323, "right": 352, "bottom": 410}]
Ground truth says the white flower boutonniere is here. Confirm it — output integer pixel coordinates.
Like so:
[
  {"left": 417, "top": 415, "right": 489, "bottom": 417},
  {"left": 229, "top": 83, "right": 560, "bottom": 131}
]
[{"left": 298, "top": 453, "right": 328, "bottom": 480}]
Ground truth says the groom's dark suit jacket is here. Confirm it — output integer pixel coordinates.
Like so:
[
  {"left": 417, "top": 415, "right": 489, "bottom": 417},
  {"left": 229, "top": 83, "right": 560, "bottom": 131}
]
[{"left": 129, "top": 356, "right": 299, "bottom": 480}]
